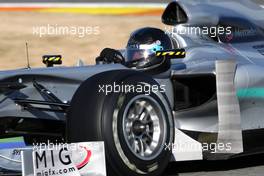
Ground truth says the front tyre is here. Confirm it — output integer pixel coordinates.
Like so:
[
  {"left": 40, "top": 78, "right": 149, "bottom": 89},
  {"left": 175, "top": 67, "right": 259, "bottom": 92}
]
[{"left": 67, "top": 70, "right": 174, "bottom": 176}]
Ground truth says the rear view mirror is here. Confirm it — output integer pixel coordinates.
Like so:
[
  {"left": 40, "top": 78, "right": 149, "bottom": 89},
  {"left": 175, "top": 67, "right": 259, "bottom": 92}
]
[
  {"left": 162, "top": 1, "right": 188, "bottom": 25},
  {"left": 42, "top": 55, "right": 62, "bottom": 67}
]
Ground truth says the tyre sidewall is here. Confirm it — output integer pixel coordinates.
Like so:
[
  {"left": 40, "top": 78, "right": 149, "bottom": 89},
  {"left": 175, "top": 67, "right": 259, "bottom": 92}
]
[{"left": 101, "top": 75, "right": 174, "bottom": 176}]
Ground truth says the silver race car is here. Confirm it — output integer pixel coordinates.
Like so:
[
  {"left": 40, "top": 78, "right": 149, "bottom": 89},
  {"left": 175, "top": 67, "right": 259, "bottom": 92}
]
[{"left": 0, "top": 0, "right": 264, "bottom": 175}]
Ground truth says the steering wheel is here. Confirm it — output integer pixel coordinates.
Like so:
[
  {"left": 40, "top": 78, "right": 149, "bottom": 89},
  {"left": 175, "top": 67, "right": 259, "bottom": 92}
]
[{"left": 96, "top": 48, "right": 125, "bottom": 64}]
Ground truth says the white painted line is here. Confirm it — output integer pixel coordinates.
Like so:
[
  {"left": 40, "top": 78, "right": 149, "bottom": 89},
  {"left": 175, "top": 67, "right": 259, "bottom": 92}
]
[{"left": 171, "top": 128, "right": 203, "bottom": 162}]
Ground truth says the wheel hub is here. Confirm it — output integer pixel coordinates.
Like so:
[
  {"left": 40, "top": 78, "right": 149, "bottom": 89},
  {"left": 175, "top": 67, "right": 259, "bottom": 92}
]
[
  {"left": 132, "top": 120, "right": 147, "bottom": 136},
  {"left": 122, "top": 95, "right": 166, "bottom": 160}
]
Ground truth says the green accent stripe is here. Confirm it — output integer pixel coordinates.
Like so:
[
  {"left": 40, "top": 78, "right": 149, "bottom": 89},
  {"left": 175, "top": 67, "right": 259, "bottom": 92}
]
[
  {"left": 0, "top": 137, "right": 24, "bottom": 143},
  {"left": 237, "top": 88, "right": 264, "bottom": 98}
]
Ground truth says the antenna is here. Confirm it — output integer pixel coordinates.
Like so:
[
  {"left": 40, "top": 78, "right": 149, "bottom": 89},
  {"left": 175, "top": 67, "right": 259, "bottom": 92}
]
[{"left": 25, "top": 42, "right": 30, "bottom": 69}]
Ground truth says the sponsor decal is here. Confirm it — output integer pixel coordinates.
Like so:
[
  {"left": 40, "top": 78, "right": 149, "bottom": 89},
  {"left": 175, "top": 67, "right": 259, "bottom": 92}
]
[
  {"left": 22, "top": 142, "right": 106, "bottom": 176},
  {"left": 0, "top": 137, "right": 26, "bottom": 149},
  {"left": 0, "top": 148, "right": 24, "bottom": 171},
  {"left": 232, "top": 28, "right": 258, "bottom": 38},
  {"left": 237, "top": 88, "right": 264, "bottom": 98},
  {"left": 156, "top": 49, "right": 186, "bottom": 59},
  {"left": 139, "top": 40, "right": 164, "bottom": 52},
  {"left": 74, "top": 146, "right": 92, "bottom": 170},
  {"left": 33, "top": 147, "right": 80, "bottom": 176}
]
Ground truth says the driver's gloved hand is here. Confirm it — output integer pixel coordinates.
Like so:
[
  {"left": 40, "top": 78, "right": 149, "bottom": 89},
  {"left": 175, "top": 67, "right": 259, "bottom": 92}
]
[{"left": 96, "top": 48, "right": 125, "bottom": 64}]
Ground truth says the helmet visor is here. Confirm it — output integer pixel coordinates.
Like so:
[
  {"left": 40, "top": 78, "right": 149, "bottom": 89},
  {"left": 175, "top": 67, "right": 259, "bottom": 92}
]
[
  {"left": 124, "top": 48, "right": 155, "bottom": 62},
  {"left": 124, "top": 41, "right": 164, "bottom": 61}
]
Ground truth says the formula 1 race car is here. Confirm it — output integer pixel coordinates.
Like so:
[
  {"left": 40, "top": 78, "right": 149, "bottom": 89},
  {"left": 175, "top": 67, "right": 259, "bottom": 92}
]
[{"left": 1, "top": 0, "right": 264, "bottom": 175}]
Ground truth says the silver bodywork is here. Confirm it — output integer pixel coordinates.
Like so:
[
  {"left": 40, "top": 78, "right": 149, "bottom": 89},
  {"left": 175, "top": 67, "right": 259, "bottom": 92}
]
[
  {"left": 0, "top": 64, "right": 127, "bottom": 120},
  {"left": 166, "top": 0, "right": 264, "bottom": 133},
  {"left": 0, "top": 0, "right": 264, "bottom": 171}
]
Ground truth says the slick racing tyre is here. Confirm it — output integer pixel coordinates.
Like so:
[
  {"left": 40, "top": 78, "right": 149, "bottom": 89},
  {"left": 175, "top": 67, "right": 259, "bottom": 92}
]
[{"left": 67, "top": 70, "right": 174, "bottom": 176}]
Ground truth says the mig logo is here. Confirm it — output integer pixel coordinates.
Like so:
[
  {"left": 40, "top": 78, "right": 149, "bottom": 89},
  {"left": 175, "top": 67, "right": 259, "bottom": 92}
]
[
  {"left": 73, "top": 146, "right": 92, "bottom": 170},
  {"left": 33, "top": 146, "right": 92, "bottom": 176}
]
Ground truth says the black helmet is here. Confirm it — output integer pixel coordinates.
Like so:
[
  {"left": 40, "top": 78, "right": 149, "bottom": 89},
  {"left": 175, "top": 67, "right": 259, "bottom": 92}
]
[{"left": 124, "top": 27, "right": 175, "bottom": 74}]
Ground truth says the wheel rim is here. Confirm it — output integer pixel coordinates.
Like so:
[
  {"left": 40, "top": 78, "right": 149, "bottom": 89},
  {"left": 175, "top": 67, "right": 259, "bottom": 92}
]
[{"left": 122, "top": 95, "right": 166, "bottom": 161}]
